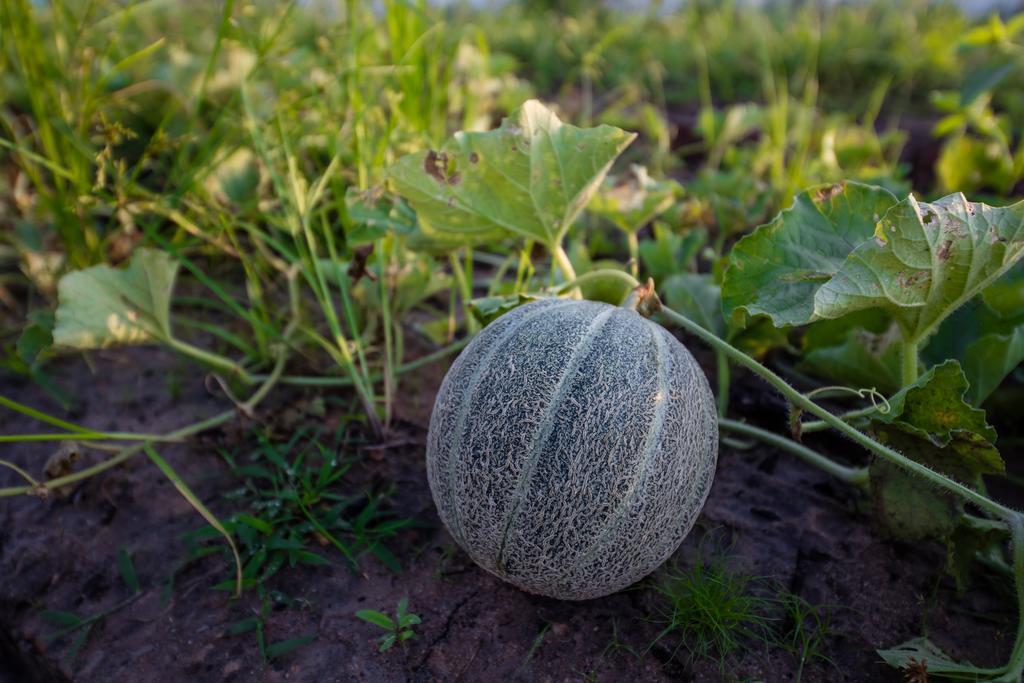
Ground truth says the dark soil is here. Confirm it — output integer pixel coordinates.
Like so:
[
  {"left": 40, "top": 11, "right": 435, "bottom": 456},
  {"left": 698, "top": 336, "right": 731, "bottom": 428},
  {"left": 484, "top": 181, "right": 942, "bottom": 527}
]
[{"left": 0, "top": 343, "right": 1016, "bottom": 682}]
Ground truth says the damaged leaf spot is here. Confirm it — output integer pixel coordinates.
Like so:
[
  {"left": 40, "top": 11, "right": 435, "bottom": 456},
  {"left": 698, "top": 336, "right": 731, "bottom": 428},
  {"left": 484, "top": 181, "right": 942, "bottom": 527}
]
[
  {"left": 896, "top": 271, "right": 929, "bottom": 289},
  {"left": 43, "top": 441, "right": 82, "bottom": 498},
  {"left": 347, "top": 244, "right": 377, "bottom": 283},
  {"left": 424, "top": 150, "right": 446, "bottom": 183},
  {"left": 424, "top": 150, "right": 461, "bottom": 186},
  {"left": 814, "top": 182, "right": 844, "bottom": 204}
]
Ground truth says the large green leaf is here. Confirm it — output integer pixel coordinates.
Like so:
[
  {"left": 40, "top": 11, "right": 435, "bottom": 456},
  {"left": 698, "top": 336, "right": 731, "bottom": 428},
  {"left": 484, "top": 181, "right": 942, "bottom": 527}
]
[
  {"left": 53, "top": 248, "right": 178, "bottom": 349},
  {"left": 723, "top": 182, "right": 1024, "bottom": 347},
  {"left": 822, "top": 193, "right": 1024, "bottom": 342},
  {"left": 589, "top": 164, "right": 682, "bottom": 234},
  {"left": 722, "top": 181, "right": 899, "bottom": 327},
  {"left": 388, "top": 100, "right": 636, "bottom": 251},
  {"left": 867, "top": 361, "right": 1004, "bottom": 540}
]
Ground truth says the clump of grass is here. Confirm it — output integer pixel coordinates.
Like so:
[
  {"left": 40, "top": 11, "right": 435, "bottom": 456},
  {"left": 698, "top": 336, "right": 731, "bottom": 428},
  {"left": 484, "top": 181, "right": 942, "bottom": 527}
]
[
  {"left": 170, "top": 420, "right": 413, "bottom": 664},
  {"left": 647, "top": 551, "right": 775, "bottom": 669},
  {"left": 181, "top": 420, "right": 415, "bottom": 595},
  {"left": 646, "top": 542, "right": 841, "bottom": 680}
]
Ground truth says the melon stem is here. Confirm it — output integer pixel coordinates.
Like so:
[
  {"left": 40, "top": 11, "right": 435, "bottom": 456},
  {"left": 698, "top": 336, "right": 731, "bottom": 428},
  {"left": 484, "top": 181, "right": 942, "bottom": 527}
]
[{"left": 718, "top": 417, "right": 868, "bottom": 487}]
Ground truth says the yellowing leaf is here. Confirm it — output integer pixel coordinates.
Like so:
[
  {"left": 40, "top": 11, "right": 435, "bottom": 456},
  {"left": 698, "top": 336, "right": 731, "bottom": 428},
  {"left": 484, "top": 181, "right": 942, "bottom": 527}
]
[
  {"left": 53, "top": 248, "right": 178, "bottom": 349},
  {"left": 388, "top": 100, "right": 636, "bottom": 251}
]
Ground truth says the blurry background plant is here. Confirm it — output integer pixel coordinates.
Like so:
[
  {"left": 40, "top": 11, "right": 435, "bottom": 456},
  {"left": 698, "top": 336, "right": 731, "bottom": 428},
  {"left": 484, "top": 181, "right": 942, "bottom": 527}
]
[
  {"left": 2, "top": 0, "right": 1020, "bottom": 420},
  {"left": 1, "top": 0, "right": 1021, "bottom": 506}
]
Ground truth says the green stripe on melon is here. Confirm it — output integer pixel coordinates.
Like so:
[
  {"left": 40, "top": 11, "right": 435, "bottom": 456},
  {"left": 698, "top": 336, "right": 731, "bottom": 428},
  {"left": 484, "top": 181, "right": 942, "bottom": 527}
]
[{"left": 426, "top": 299, "right": 718, "bottom": 600}]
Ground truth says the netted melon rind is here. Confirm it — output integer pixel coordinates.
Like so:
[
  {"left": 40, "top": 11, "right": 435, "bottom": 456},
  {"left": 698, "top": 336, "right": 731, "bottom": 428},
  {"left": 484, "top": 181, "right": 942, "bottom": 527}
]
[{"left": 426, "top": 299, "right": 718, "bottom": 600}]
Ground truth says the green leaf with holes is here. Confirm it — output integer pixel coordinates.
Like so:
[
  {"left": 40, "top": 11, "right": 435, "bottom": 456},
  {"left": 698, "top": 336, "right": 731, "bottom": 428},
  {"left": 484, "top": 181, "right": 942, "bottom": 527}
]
[
  {"left": 723, "top": 183, "right": 1024, "bottom": 349},
  {"left": 389, "top": 100, "right": 636, "bottom": 251},
  {"left": 53, "top": 248, "right": 178, "bottom": 349}
]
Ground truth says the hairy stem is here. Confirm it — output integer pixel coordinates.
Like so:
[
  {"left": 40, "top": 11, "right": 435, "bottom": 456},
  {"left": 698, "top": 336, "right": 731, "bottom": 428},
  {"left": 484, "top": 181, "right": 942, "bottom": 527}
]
[
  {"left": 0, "top": 432, "right": 183, "bottom": 443},
  {"left": 0, "top": 410, "right": 236, "bottom": 498},
  {"left": 0, "top": 336, "right": 293, "bottom": 498},
  {"left": 719, "top": 418, "right": 869, "bottom": 487}
]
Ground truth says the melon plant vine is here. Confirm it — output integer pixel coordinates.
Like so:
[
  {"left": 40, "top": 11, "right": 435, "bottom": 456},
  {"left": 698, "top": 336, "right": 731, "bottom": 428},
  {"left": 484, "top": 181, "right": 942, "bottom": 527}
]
[
  {"left": 389, "top": 101, "right": 1024, "bottom": 680},
  {"left": 0, "top": 96, "right": 1020, "bottom": 678}
]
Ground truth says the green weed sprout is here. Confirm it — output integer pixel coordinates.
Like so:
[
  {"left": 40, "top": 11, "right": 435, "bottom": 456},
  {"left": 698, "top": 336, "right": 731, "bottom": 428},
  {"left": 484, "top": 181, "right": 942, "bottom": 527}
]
[{"left": 355, "top": 598, "right": 422, "bottom": 652}]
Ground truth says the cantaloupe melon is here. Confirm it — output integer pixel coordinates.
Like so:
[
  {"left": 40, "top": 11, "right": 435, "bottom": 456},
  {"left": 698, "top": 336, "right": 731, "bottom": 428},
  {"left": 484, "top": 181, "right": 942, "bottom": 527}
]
[{"left": 426, "top": 298, "right": 718, "bottom": 600}]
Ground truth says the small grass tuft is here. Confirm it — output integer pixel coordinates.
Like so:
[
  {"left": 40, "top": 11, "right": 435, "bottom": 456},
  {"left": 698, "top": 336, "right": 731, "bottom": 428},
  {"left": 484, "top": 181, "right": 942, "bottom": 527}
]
[
  {"left": 646, "top": 541, "right": 841, "bottom": 680},
  {"left": 648, "top": 551, "right": 775, "bottom": 670}
]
